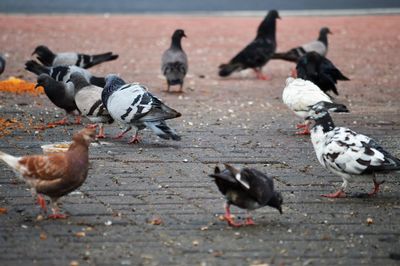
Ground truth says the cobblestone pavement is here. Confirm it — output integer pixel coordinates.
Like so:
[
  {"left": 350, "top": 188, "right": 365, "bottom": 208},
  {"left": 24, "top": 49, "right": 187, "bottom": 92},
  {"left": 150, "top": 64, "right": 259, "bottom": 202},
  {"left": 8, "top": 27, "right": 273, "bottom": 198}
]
[{"left": 0, "top": 14, "right": 399, "bottom": 266}]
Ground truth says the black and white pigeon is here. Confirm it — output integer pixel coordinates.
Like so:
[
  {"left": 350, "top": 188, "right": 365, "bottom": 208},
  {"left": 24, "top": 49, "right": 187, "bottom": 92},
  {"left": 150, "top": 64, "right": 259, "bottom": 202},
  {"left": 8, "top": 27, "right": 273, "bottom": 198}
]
[
  {"left": 307, "top": 102, "right": 400, "bottom": 198},
  {"left": 282, "top": 77, "right": 348, "bottom": 135},
  {"left": 25, "top": 60, "right": 105, "bottom": 87},
  {"left": 272, "top": 27, "right": 332, "bottom": 63},
  {"left": 0, "top": 54, "right": 5, "bottom": 75},
  {"left": 296, "top": 51, "right": 349, "bottom": 96},
  {"left": 32, "top": 45, "right": 118, "bottom": 69},
  {"left": 35, "top": 74, "right": 81, "bottom": 125},
  {"left": 218, "top": 10, "right": 280, "bottom": 80},
  {"left": 69, "top": 72, "right": 114, "bottom": 138},
  {"left": 161, "top": 29, "right": 188, "bottom": 92},
  {"left": 209, "top": 164, "right": 283, "bottom": 227},
  {"left": 102, "top": 74, "right": 182, "bottom": 143}
]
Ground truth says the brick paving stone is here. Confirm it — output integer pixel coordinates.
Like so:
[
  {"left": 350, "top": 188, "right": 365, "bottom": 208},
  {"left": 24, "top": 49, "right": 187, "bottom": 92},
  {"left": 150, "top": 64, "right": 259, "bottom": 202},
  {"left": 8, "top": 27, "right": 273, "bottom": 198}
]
[{"left": 0, "top": 14, "right": 399, "bottom": 266}]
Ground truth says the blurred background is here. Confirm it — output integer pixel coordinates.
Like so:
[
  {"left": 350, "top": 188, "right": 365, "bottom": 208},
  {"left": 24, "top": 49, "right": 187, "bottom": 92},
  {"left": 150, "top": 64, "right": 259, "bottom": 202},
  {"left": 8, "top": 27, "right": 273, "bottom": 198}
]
[{"left": 0, "top": 0, "right": 399, "bottom": 14}]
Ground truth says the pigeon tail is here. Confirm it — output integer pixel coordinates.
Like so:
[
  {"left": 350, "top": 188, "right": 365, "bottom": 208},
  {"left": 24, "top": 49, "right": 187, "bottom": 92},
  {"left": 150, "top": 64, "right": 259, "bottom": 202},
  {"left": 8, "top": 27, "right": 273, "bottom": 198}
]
[
  {"left": 90, "top": 76, "right": 106, "bottom": 87},
  {"left": 218, "top": 63, "right": 241, "bottom": 77},
  {"left": 25, "top": 60, "right": 50, "bottom": 75},
  {"left": 83, "top": 52, "right": 119, "bottom": 69},
  {"left": 271, "top": 50, "right": 300, "bottom": 62},
  {"left": 0, "top": 150, "right": 21, "bottom": 173},
  {"left": 32, "top": 45, "right": 56, "bottom": 67},
  {"left": 145, "top": 121, "right": 181, "bottom": 141}
]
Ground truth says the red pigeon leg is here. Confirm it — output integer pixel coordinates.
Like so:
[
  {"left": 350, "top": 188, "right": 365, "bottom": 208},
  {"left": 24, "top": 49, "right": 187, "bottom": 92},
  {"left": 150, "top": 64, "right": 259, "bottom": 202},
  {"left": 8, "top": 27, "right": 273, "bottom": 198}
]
[
  {"left": 368, "top": 178, "right": 385, "bottom": 197},
  {"left": 36, "top": 194, "right": 47, "bottom": 212},
  {"left": 74, "top": 115, "right": 82, "bottom": 125},
  {"left": 244, "top": 211, "right": 256, "bottom": 226},
  {"left": 253, "top": 69, "right": 270, "bottom": 80},
  {"left": 223, "top": 203, "right": 242, "bottom": 227},
  {"left": 48, "top": 117, "right": 69, "bottom": 126},
  {"left": 113, "top": 127, "right": 132, "bottom": 139},
  {"left": 96, "top": 124, "right": 106, "bottom": 139}
]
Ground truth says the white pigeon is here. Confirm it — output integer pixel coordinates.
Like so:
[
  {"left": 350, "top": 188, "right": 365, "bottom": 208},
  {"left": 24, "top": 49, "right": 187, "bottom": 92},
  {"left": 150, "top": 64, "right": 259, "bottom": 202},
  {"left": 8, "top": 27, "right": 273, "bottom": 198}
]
[
  {"left": 282, "top": 77, "right": 348, "bottom": 134},
  {"left": 69, "top": 72, "right": 114, "bottom": 138},
  {"left": 307, "top": 102, "right": 400, "bottom": 198},
  {"left": 102, "top": 74, "right": 181, "bottom": 143}
]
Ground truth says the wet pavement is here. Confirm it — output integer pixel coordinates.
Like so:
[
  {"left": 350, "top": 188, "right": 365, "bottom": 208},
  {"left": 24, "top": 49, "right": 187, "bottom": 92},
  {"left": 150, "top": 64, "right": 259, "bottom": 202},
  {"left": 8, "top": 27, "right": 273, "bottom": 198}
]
[{"left": 0, "top": 14, "right": 400, "bottom": 266}]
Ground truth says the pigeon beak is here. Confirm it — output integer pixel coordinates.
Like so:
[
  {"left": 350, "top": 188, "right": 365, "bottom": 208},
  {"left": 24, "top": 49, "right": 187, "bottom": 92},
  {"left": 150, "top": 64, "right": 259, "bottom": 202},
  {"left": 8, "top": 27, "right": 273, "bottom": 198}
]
[
  {"left": 31, "top": 50, "right": 37, "bottom": 56},
  {"left": 183, "top": 33, "right": 187, "bottom": 38},
  {"left": 34, "top": 83, "right": 41, "bottom": 89},
  {"left": 277, "top": 15, "right": 281, "bottom": 19},
  {"left": 305, "top": 116, "right": 311, "bottom": 120},
  {"left": 328, "top": 29, "right": 333, "bottom": 34},
  {"left": 278, "top": 206, "right": 283, "bottom": 214}
]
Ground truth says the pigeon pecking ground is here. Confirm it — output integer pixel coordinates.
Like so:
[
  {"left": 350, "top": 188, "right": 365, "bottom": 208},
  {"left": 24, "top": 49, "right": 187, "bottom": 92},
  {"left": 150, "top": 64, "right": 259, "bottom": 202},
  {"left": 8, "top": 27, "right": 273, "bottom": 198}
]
[{"left": 0, "top": 14, "right": 399, "bottom": 266}]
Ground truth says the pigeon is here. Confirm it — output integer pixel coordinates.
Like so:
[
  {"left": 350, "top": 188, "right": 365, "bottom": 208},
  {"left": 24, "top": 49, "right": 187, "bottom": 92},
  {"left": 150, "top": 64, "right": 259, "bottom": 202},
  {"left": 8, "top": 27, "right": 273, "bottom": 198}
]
[
  {"left": 69, "top": 72, "right": 114, "bottom": 138},
  {"left": 0, "top": 54, "right": 5, "bottom": 75},
  {"left": 272, "top": 27, "right": 332, "bottom": 62},
  {"left": 161, "top": 29, "right": 188, "bottom": 92},
  {"left": 25, "top": 60, "right": 105, "bottom": 87},
  {"left": 32, "top": 45, "right": 118, "bottom": 69},
  {"left": 218, "top": 10, "right": 280, "bottom": 80},
  {"left": 209, "top": 164, "right": 283, "bottom": 227},
  {"left": 296, "top": 52, "right": 349, "bottom": 96},
  {"left": 0, "top": 126, "right": 97, "bottom": 218},
  {"left": 306, "top": 102, "right": 400, "bottom": 198},
  {"left": 102, "top": 74, "right": 182, "bottom": 143},
  {"left": 282, "top": 77, "right": 349, "bottom": 135},
  {"left": 35, "top": 74, "right": 81, "bottom": 125}
]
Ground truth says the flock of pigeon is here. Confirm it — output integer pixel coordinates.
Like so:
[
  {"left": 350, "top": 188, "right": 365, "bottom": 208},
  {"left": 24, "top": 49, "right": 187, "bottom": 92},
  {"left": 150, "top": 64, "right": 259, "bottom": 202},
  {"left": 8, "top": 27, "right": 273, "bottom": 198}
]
[{"left": 0, "top": 10, "right": 399, "bottom": 227}]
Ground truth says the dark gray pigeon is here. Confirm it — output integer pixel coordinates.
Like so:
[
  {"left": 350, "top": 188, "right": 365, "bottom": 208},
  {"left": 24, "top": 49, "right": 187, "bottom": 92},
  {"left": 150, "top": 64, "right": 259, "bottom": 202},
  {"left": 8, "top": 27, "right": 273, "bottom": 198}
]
[
  {"left": 32, "top": 45, "right": 118, "bottom": 69},
  {"left": 218, "top": 10, "right": 280, "bottom": 80},
  {"left": 307, "top": 102, "right": 400, "bottom": 198},
  {"left": 69, "top": 72, "right": 114, "bottom": 138},
  {"left": 101, "top": 74, "right": 182, "bottom": 143},
  {"left": 272, "top": 27, "right": 332, "bottom": 62},
  {"left": 296, "top": 52, "right": 349, "bottom": 96},
  {"left": 0, "top": 54, "right": 5, "bottom": 75},
  {"left": 25, "top": 60, "right": 105, "bottom": 87},
  {"left": 209, "top": 164, "right": 283, "bottom": 227},
  {"left": 35, "top": 74, "right": 80, "bottom": 125},
  {"left": 161, "top": 29, "right": 188, "bottom": 92}
]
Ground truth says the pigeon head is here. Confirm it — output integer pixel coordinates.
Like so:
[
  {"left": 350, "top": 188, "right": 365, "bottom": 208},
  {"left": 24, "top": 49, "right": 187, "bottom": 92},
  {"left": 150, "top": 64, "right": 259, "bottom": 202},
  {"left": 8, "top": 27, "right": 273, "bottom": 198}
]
[
  {"left": 35, "top": 73, "right": 53, "bottom": 89},
  {"left": 306, "top": 101, "right": 348, "bottom": 121},
  {"left": 172, "top": 29, "right": 187, "bottom": 39},
  {"left": 320, "top": 27, "right": 332, "bottom": 35},
  {"left": 257, "top": 10, "right": 280, "bottom": 38},
  {"left": 68, "top": 72, "right": 90, "bottom": 91},
  {"left": 267, "top": 9, "right": 281, "bottom": 20},
  {"left": 171, "top": 29, "right": 186, "bottom": 49},
  {"left": 32, "top": 45, "right": 52, "bottom": 56},
  {"left": 268, "top": 191, "right": 283, "bottom": 214},
  {"left": 72, "top": 126, "right": 97, "bottom": 147},
  {"left": 105, "top": 74, "right": 126, "bottom": 88}
]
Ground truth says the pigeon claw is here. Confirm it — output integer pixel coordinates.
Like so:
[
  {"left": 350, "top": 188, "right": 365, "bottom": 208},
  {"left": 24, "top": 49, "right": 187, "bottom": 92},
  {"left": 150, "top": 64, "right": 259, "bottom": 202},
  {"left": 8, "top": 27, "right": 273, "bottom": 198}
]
[
  {"left": 128, "top": 135, "right": 141, "bottom": 144},
  {"left": 321, "top": 190, "right": 346, "bottom": 198},
  {"left": 296, "top": 123, "right": 307, "bottom": 129},
  {"left": 48, "top": 213, "right": 68, "bottom": 219},
  {"left": 223, "top": 215, "right": 242, "bottom": 227},
  {"left": 295, "top": 128, "right": 311, "bottom": 135},
  {"left": 244, "top": 217, "right": 256, "bottom": 226}
]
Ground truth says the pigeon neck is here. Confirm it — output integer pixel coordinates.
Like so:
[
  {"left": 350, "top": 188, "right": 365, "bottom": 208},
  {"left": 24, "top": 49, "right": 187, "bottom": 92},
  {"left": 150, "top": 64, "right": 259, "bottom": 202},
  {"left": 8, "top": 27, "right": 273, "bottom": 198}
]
[
  {"left": 171, "top": 36, "right": 183, "bottom": 50},
  {"left": 318, "top": 32, "right": 328, "bottom": 47},
  {"left": 313, "top": 113, "right": 335, "bottom": 133},
  {"left": 256, "top": 17, "right": 277, "bottom": 39},
  {"left": 102, "top": 78, "right": 126, "bottom": 108},
  {"left": 71, "top": 76, "right": 90, "bottom": 91}
]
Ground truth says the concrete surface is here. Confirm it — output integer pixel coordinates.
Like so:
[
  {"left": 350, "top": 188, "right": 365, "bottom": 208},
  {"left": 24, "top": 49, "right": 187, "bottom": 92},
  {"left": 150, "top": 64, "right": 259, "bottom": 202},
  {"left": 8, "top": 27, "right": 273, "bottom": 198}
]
[{"left": 0, "top": 14, "right": 399, "bottom": 266}]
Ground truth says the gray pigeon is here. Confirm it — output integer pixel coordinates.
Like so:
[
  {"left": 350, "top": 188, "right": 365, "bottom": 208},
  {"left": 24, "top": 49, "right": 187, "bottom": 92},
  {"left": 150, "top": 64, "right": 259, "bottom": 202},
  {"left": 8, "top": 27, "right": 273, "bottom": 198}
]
[
  {"left": 161, "top": 29, "right": 188, "bottom": 92},
  {"left": 307, "top": 102, "right": 400, "bottom": 198},
  {"left": 209, "top": 164, "right": 283, "bottom": 227},
  {"left": 69, "top": 72, "right": 114, "bottom": 138},
  {"left": 35, "top": 74, "right": 80, "bottom": 125},
  {"left": 0, "top": 54, "right": 5, "bottom": 75},
  {"left": 272, "top": 27, "right": 332, "bottom": 62},
  {"left": 32, "top": 45, "right": 118, "bottom": 69},
  {"left": 101, "top": 74, "right": 182, "bottom": 143},
  {"left": 25, "top": 60, "right": 105, "bottom": 87}
]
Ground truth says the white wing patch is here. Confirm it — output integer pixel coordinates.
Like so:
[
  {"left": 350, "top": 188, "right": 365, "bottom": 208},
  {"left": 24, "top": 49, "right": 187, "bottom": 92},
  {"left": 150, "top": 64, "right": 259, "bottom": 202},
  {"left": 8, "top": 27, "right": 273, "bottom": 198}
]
[{"left": 235, "top": 173, "right": 250, "bottom": 190}]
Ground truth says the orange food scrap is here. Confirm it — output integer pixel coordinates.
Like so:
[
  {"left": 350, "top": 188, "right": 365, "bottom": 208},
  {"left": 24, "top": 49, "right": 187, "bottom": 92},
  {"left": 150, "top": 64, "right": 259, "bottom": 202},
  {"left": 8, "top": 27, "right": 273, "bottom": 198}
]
[
  {"left": 0, "top": 207, "right": 7, "bottom": 214},
  {"left": 0, "top": 77, "right": 44, "bottom": 95},
  {"left": 0, "top": 118, "right": 24, "bottom": 138}
]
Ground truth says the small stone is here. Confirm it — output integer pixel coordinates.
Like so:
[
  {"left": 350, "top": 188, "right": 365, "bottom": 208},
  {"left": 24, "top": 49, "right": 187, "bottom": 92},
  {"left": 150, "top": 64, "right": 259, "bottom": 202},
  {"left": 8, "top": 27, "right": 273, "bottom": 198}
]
[
  {"left": 105, "top": 220, "right": 112, "bottom": 226},
  {"left": 192, "top": 240, "right": 199, "bottom": 246},
  {"left": 75, "top": 231, "right": 86, "bottom": 238},
  {"left": 366, "top": 217, "right": 373, "bottom": 225},
  {"left": 39, "top": 232, "right": 47, "bottom": 240},
  {"left": 70, "top": 261, "right": 79, "bottom": 266}
]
